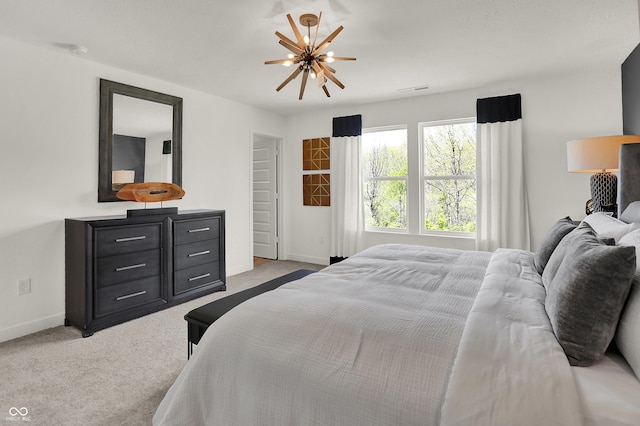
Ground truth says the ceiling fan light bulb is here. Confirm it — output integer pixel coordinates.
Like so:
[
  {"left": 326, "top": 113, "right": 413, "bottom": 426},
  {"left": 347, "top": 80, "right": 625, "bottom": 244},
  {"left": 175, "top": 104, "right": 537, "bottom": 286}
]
[
  {"left": 310, "top": 71, "right": 316, "bottom": 79},
  {"left": 304, "top": 35, "right": 310, "bottom": 45},
  {"left": 287, "top": 53, "right": 295, "bottom": 59},
  {"left": 283, "top": 61, "right": 292, "bottom": 67}
]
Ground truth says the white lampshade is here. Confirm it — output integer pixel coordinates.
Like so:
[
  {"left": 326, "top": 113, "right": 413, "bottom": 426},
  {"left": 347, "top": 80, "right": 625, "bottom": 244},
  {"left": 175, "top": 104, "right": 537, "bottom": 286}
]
[
  {"left": 567, "top": 135, "right": 640, "bottom": 172},
  {"left": 112, "top": 170, "right": 135, "bottom": 184}
]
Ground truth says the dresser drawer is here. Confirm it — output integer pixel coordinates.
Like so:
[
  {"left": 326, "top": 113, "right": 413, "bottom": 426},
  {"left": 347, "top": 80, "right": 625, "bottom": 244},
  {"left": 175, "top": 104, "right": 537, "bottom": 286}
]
[
  {"left": 174, "top": 218, "right": 220, "bottom": 246},
  {"left": 95, "top": 276, "right": 163, "bottom": 317},
  {"left": 174, "top": 239, "right": 219, "bottom": 270},
  {"left": 174, "top": 262, "right": 221, "bottom": 295},
  {"left": 95, "top": 223, "right": 162, "bottom": 257},
  {"left": 96, "top": 249, "right": 161, "bottom": 287}
]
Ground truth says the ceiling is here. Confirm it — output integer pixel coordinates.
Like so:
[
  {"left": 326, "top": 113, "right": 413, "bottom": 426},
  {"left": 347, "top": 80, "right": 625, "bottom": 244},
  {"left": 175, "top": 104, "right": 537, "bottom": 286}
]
[{"left": 1, "top": 0, "right": 639, "bottom": 116}]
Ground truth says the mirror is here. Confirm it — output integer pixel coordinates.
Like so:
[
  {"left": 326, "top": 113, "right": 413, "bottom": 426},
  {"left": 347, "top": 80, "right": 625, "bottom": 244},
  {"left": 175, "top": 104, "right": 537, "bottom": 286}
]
[{"left": 99, "top": 79, "right": 182, "bottom": 202}]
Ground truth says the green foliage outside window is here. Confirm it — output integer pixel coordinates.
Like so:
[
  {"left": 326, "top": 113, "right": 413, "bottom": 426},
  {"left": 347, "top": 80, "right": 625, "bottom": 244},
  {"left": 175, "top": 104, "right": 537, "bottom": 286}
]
[
  {"left": 362, "top": 122, "right": 476, "bottom": 233},
  {"left": 423, "top": 123, "right": 476, "bottom": 232},
  {"left": 362, "top": 129, "right": 407, "bottom": 229}
]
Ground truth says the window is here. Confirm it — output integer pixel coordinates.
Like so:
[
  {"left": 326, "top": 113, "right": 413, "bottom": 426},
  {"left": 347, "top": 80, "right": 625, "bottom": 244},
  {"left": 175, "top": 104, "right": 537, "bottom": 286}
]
[
  {"left": 360, "top": 119, "right": 477, "bottom": 236},
  {"left": 362, "top": 126, "right": 408, "bottom": 230},
  {"left": 421, "top": 120, "right": 477, "bottom": 234}
]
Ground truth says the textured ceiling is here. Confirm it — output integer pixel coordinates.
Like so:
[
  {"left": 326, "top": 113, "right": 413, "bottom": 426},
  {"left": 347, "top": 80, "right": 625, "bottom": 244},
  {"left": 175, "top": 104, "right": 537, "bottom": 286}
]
[{"left": 0, "top": 0, "right": 638, "bottom": 116}]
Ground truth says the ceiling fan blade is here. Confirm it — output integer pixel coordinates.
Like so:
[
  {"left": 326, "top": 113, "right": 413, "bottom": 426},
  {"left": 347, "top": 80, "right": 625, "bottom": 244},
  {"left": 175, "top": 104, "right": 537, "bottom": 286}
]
[
  {"left": 278, "top": 39, "right": 304, "bottom": 55},
  {"left": 322, "top": 85, "right": 331, "bottom": 97},
  {"left": 321, "top": 63, "right": 336, "bottom": 73},
  {"left": 310, "top": 61, "right": 327, "bottom": 87},
  {"left": 317, "top": 71, "right": 327, "bottom": 87},
  {"left": 299, "top": 69, "right": 309, "bottom": 100},
  {"left": 318, "top": 63, "right": 345, "bottom": 89},
  {"left": 328, "top": 57, "right": 356, "bottom": 61},
  {"left": 311, "top": 11, "right": 322, "bottom": 49},
  {"left": 276, "top": 66, "right": 303, "bottom": 92},
  {"left": 265, "top": 58, "right": 298, "bottom": 65},
  {"left": 287, "top": 14, "right": 306, "bottom": 48},
  {"left": 311, "top": 26, "right": 343, "bottom": 56},
  {"left": 275, "top": 31, "right": 301, "bottom": 51}
]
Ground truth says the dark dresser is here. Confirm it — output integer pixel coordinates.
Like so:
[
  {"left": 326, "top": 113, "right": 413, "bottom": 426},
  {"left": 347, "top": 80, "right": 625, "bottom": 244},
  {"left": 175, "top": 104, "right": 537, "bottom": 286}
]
[{"left": 65, "top": 209, "right": 225, "bottom": 337}]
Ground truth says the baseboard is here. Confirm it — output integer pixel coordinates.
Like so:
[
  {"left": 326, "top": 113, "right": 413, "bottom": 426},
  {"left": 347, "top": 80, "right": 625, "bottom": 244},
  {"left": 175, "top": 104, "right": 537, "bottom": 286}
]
[
  {"left": 0, "top": 313, "right": 65, "bottom": 344},
  {"left": 227, "top": 261, "right": 254, "bottom": 277},
  {"left": 285, "top": 253, "right": 330, "bottom": 266}
]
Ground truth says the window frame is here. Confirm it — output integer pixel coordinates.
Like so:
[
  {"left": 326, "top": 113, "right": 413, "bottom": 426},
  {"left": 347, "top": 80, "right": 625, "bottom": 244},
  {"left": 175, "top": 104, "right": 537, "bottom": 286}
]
[
  {"left": 361, "top": 125, "right": 409, "bottom": 233},
  {"left": 419, "top": 118, "right": 477, "bottom": 238}
]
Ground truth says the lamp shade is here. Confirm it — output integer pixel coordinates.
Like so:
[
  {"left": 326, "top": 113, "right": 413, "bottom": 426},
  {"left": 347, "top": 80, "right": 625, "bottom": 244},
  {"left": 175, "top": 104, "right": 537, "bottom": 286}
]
[
  {"left": 112, "top": 169, "right": 135, "bottom": 184},
  {"left": 567, "top": 135, "right": 640, "bottom": 172}
]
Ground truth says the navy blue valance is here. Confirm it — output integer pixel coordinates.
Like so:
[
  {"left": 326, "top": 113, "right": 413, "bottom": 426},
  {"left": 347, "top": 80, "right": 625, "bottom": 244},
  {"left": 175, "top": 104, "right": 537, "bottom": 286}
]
[
  {"left": 332, "top": 114, "right": 362, "bottom": 137},
  {"left": 477, "top": 94, "right": 522, "bottom": 124}
]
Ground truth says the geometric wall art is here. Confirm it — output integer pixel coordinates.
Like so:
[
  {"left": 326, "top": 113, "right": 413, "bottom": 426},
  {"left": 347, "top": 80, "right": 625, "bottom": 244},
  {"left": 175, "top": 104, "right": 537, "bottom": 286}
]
[
  {"left": 302, "top": 173, "right": 330, "bottom": 206},
  {"left": 302, "top": 137, "right": 330, "bottom": 170}
]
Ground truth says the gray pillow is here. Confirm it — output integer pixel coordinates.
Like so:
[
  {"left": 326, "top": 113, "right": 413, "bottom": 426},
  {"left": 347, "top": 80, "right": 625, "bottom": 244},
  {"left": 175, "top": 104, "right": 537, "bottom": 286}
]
[
  {"left": 534, "top": 216, "right": 576, "bottom": 274},
  {"left": 620, "top": 201, "right": 640, "bottom": 224},
  {"left": 542, "top": 222, "right": 636, "bottom": 366}
]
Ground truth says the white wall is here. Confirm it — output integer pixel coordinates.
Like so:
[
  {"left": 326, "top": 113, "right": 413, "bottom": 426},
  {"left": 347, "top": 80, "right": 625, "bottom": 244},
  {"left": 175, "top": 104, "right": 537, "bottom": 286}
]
[
  {"left": 282, "top": 67, "right": 623, "bottom": 265},
  {"left": 0, "top": 36, "right": 285, "bottom": 342}
]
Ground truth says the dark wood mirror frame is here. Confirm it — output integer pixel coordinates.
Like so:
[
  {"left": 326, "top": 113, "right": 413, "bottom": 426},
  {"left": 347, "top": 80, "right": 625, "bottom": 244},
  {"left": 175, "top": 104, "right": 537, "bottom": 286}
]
[{"left": 98, "top": 79, "right": 183, "bottom": 202}]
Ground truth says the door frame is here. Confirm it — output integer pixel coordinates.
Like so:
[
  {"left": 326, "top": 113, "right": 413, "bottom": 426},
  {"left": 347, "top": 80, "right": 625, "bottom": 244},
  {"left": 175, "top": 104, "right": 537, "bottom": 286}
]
[{"left": 251, "top": 132, "right": 283, "bottom": 261}]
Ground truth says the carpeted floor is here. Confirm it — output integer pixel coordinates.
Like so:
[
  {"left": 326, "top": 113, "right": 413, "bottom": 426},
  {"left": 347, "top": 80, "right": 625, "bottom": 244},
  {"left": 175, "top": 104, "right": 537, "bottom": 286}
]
[{"left": 0, "top": 260, "right": 323, "bottom": 426}]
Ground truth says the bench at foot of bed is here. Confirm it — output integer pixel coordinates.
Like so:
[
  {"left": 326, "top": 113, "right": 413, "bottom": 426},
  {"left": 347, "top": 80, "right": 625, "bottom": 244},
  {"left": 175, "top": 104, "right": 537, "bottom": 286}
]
[{"left": 184, "top": 269, "right": 317, "bottom": 358}]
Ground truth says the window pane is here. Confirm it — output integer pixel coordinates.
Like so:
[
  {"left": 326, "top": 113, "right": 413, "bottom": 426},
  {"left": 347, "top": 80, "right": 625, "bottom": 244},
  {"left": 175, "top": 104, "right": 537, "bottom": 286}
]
[
  {"left": 362, "top": 129, "right": 407, "bottom": 179},
  {"left": 424, "top": 179, "right": 476, "bottom": 232},
  {"left": 362, "top": 127, "right": 408, "bottom": 230},
  {"left": 423, "top": 123, "right": 476, "bottom": 176},
  {"left": 364, "top": 179, "right": 407, "bottom": 229},
  {"left": 422, "top": 121, "right": 477, "bottom": 233}
]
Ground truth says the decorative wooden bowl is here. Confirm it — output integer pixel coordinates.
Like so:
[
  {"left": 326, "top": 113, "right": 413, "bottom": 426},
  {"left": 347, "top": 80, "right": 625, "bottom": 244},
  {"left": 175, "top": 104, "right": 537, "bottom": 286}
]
[{"left": 116, "top": 182, "right": 185, "bottom": 202}]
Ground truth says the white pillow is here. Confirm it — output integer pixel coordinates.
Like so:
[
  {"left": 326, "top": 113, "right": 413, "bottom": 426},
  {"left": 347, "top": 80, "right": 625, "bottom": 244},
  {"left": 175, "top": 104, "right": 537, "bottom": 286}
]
[
  {"left": 616, "top": 229, "right": 640, "bottom": 379},
  {"left": 581, "top": 212, "right": 640, "bottom": 242}
]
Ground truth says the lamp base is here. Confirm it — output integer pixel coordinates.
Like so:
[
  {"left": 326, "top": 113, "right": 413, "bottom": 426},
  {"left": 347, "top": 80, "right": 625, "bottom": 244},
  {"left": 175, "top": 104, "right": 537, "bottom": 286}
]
[{"left": 590, "top": 172, "right": 617, "bottom": 214}]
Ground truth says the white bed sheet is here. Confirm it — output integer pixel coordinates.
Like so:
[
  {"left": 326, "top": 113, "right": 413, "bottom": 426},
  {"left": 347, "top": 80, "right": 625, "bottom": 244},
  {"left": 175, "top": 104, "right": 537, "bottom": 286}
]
[{"left": 572, "top": 351, "right": 640, "bottom": 425}]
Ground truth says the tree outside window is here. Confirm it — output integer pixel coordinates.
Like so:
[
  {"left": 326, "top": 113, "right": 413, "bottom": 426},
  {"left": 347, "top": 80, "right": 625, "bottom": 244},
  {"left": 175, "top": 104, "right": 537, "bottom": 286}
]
[
  {"left": 422, "top": 121, "right": 476, "bottom": 233},
  {"left": 362, "top": 127, "right": 408, "bottom": 229}
]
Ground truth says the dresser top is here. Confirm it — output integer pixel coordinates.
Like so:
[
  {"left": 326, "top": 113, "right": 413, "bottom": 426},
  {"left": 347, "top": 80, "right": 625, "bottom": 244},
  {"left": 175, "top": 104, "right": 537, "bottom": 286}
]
[{"left": 66, "top": 209, "right": 224, "bottom": 222}]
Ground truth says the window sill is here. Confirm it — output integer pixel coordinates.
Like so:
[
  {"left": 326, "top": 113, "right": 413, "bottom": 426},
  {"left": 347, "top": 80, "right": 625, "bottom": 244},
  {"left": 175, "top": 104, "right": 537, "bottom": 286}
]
[{"left": 365, "top": 229, "right": 475, "bottom": 240}]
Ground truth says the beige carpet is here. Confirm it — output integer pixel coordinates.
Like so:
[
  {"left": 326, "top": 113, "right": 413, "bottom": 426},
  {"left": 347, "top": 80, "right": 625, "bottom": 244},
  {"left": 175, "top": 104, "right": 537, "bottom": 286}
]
[{"left": 0, "top": 260, "right": 323, "bottom": 426}]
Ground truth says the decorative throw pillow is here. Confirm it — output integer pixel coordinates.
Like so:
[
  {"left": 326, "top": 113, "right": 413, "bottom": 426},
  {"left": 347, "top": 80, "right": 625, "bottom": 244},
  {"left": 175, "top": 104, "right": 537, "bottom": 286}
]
[
  {"left": 542, "top": 222, "right": 636, "bottom": 367},
  {"left": 534, "top": 216, "right": 576, "bottom": 274},
  {"left": 615, "top": 229, "right": 640, "bottom": 378},
  {"left": 582, "top": 212, "right": 640, "bottom": 242},
  {"left": 620, "top": 201, "right": 640, "bottom": 224}
]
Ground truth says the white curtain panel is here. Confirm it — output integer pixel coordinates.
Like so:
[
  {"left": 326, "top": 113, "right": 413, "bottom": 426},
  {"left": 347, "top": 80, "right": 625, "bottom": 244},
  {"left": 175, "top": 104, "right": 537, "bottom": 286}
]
[
  {"left": 330, "top": 135, "right": 365, "bottom": 257},
  {"left": 476, "top": 119, "right": 531, "bottom": 251}
]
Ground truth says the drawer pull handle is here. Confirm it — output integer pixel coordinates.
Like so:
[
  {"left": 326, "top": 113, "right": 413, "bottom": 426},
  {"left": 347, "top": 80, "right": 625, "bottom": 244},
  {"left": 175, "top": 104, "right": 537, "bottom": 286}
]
[
  {"left": 115, "top": 263, "right": 146, "bottom": 272},
  {"left": 115, "top": 236, "right": 146, "bottom": 243},
  {"left": 116, "top": 290, "right": 147, "bottom": 301},
  {"left": 188, "top": 250, "right": 210, "bottom": 257},
  {"left": 189, "top": 273, "right": 211, "bottom": 282},
  {"left": 188, "top": 227, "right": 210, "bottom": 233}
]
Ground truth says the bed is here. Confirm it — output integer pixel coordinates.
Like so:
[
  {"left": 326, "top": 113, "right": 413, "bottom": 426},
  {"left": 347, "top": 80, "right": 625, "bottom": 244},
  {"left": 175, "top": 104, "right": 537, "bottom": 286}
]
[{"left": 153, "top": 144, "right": 640, "bottom": 426}]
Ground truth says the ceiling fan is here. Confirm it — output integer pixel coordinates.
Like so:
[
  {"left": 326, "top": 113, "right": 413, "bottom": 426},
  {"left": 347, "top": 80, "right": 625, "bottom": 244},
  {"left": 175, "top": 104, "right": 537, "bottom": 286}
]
[{"left": 264, "top": 12, "right": 356, "bottom": 100}]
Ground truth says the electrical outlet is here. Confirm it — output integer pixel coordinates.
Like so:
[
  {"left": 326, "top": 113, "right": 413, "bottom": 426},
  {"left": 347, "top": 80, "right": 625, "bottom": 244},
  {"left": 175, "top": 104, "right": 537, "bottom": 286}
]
[{"left": 18, "top": 278, "right": 31, "bottom": 295}]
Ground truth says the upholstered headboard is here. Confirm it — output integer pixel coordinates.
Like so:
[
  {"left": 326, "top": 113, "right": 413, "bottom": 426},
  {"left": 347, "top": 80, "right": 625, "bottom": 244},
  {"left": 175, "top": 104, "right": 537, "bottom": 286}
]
[{"left": 618, "top": 143, "right": 640, "bottom": 218}]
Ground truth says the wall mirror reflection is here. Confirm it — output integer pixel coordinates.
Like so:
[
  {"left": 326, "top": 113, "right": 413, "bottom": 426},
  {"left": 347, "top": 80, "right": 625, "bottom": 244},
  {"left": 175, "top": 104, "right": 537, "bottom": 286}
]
[{"left": 98, "top": 79, "right": 183, "bottom": 202}]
